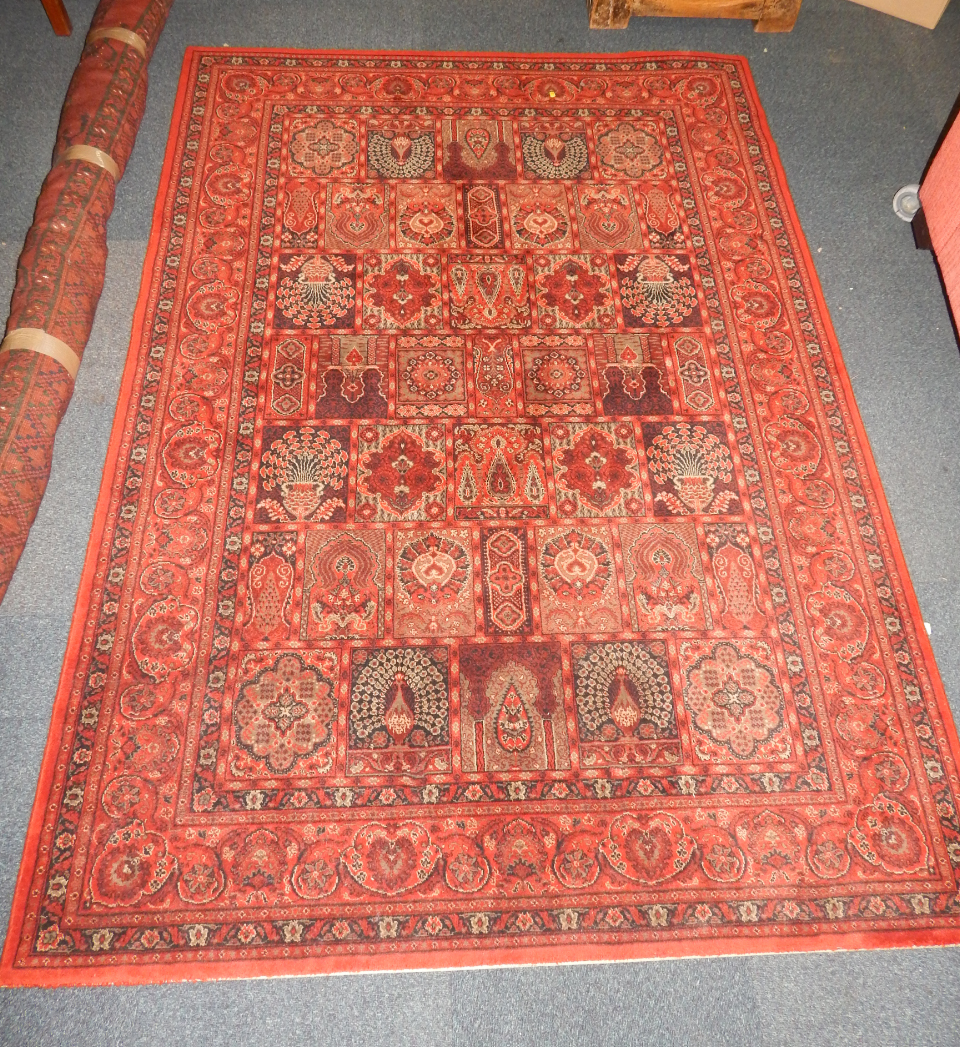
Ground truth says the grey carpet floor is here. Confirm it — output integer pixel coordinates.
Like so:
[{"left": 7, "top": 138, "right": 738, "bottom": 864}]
[{"left": 1, "top": 0, "right": 959, "bottom": 1043}]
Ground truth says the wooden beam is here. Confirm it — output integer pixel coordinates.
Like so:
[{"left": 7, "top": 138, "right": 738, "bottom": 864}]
[
  {"left": 587, "top": 0, "right": 801, "bottom": 32},
  {"left": 40, "top": 0, "right": 73, "bottom": 36}
]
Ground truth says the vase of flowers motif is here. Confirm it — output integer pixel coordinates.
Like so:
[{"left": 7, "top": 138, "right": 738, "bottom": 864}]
[{"left": 279, "top": 451, "right": 326, "bottom": 519}]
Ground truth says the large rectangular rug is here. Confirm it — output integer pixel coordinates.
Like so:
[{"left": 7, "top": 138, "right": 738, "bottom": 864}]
[{"left": 4, "top": 49, "right": 960, "bottom": 985}]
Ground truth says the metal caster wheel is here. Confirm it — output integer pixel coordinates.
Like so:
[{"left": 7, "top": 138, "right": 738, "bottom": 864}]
[{"left": 893, "top": 183, "right": 921, "bottom": 222}]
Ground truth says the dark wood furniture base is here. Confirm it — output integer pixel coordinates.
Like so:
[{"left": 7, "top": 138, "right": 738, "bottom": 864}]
[
  {"left": 41, "top": 0, "right": 73, "bottom": 36},
  {"left": 588, "top": 0, "right": 802, "bottom": 32}
]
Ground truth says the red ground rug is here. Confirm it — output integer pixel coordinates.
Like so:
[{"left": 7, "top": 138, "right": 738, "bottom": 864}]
[{"left": 4, "top": 50, "right": 960, "bottom": 986}]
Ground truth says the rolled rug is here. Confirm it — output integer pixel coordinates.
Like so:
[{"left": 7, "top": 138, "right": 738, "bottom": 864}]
[{"left": 0, "top": 0, "right": 174, "bottom": 603}]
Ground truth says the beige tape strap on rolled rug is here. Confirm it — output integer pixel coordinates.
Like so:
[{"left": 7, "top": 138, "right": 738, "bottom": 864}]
[
  {"left": 86, "top": 26, "right": 149, "bottom": 59},
  {"left": 0, "top": 328, "right": 82, "bottom": 380},
  {"left": 58, "top": 144, "right": 121, "bottom": 181}
]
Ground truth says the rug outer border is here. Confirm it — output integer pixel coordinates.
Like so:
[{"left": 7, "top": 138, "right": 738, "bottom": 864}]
[{"left": 2, "top": 46, "right": 959, "bottom": 988}]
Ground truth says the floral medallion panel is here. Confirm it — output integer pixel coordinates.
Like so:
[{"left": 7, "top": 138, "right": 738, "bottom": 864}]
[{"left": 5, "top": 52, "right": 960, "bottom": 986}]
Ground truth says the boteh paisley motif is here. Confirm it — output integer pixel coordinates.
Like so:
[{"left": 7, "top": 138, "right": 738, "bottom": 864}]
[
  {"left": 473, "top": 333, "right": 517, "bottom": 414},
  {"left": 448, "top": 254, "right": 531, "bottom": 329},
  {"left": 6, "top": 52, "right": 960, "bottom": 986},
  {"left": 459, "top": 644, "right": 569, "bottom": 773},
  {"left": 454, "top": 422, "right": 548, "bottom": 520},
  {"left": 442, "top": 117, "right": 517, "bottom": 181}
]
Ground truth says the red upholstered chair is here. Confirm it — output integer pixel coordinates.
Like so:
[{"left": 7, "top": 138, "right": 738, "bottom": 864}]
[{"left": 920, "top": 111, "right": 960, "bottom": 334}]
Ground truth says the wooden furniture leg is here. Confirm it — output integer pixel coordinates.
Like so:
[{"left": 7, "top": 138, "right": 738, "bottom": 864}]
[
  {"left": 588, "top": 0, "right": 633, "bottom": 28},
  {"left": 754, "top": 0, "right": 801, "bottom": 31},
  {"left": 912, "top": 208, "right": 932, "bottom": 251},
  {"left": 40, "top": 0, "right": 73, "bottom": 36}
]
